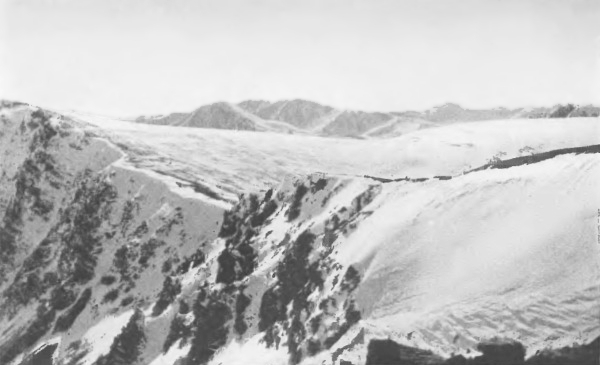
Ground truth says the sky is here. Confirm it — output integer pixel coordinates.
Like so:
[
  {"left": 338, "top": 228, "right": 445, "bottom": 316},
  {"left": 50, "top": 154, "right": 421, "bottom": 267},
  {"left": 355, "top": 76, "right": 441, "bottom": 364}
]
[{"left": 0, "top": 0, "right": 599, "bottom": 116}]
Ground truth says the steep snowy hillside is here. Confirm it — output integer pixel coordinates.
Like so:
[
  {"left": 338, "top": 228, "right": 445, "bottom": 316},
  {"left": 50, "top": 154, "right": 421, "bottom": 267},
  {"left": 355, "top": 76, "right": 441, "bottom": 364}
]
[{"left": 1, "top": 101, "right": 599, "bottom": 365}]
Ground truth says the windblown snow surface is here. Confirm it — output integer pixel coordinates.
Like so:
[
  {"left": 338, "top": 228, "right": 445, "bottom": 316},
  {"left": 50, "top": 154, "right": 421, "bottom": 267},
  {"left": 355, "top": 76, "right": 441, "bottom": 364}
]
[{"left": 1, "top": 104, "right": 599, "bottom": 365}]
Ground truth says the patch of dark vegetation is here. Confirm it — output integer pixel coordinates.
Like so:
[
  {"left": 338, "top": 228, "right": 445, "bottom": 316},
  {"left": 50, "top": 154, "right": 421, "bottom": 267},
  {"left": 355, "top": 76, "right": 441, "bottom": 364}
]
[
  {"left": 351, "top": 185, "right": 381, "bottom": 214},
  {"left": 258, "top": 230, "right": 337, "bottom": 364},
  {"left": 132, "top": 220, "right": 149, "bottom": 238},
  {"left": 120, "top": 296, "right": 135, "bottom": 307},
  {"left": 0, "top": 304, "right": 56, "bottom": 364},
  {"left": 323, "top": 300, "right": 361, "bottom": 349},
  {"left": 192, "top": 181, "right": 224, "bottom": 201},
  {"left": 94, "top": 308, "right": 146, "bottom": 365},
  {"left": 18, "top": 343, "right": 58, "bottom": 365},
  {"left": 332, "top": 329, "right": 365, "bottom": 363},
  {"left": 103, "top": 288, "right": 120, "bottom": 303},
  {"left": 340, "top": 266, "right": 361, "bottom": 292},
  {"left": 29, "top": 109, "right": 58, "bottom": 150},
  {"left": 169, "top": 174, "right": 227, "bottom": 201},
  {"left": 138, "top": 238, "right": 165, "bottom": 268},
  {"left": 120, "top": 199, "right": 138, "bottom": 235},
  {"left": 234, "top": 289, "right": 252, "bottom": 335},
  {"left": 310, "top": 178, "right": 328, "bottom": 193},
  {"left": 214, "top": 191, "right": 272, "bottom": 283},
  {"left": 55, "top": 174, "right": 117, "bottom": 285},
  {"left": 175, "top": 248, "right": 205, "bottom": 275},
  {"left": 49, "top": 285, "right": 77, "bottom": 310},
  {"left": 263, "top": 188, "right": 273, "bottom": 202},
  {"left": 163, "top": 315, "right": 192, "bottom": 353},
  {"left": 113, "top": 245, "right": 136, "bottom": 282},
  {"left": 287, "top": 183, "right": 308, "bottom": 221},
  {"left": 60, "top": 341, "right": 90, "bottom": 365},
  {"left": 152, "top": 276, "right": 182, "bottom": 317},
  {"left": 216, "top": 249, "right": 237, "bottom": 284},
  {"left": 162, "top": 259, "right": 173, "bottom": 274},
  {"left": 259, "top": 229, "right": 363, "bottom": 364},
  {"left": 185, "top": 287, "right": 233, "bottom": 365},
  {"left": 364, "top": 174, "right": 431, "bottom": 184},
  {"left": 363, "top": 174, "right": 397, "bottom": 183},
  {"left": 54, "top": 288, "right": 92, "bottom": 333},
  {"left": 0, "top": 148, "right": 62, "bottom": 281},
  {"left": 179, "top": 299, "right": 190, "bottom": 314},
  {"left": 1, "top": 172, "right": 116, "bottom": 319},
  {"left": 100, "top": 275, "right": 117, "bottom": 286},
  {"left": 156, "top": 207, "right": 184, "bottom": 236},
  {"left": 250, "top": 199, "right": 278, "bottom": 227}
]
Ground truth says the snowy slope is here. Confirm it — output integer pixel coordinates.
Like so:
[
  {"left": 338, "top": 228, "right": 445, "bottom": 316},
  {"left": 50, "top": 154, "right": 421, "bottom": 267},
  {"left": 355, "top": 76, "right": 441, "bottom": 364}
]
[
  {"left": 1, "top": 101, "right": 599, "bottom": 365},
  {"left": 60, "top": 110, "right": 600, "bottom": 196}
]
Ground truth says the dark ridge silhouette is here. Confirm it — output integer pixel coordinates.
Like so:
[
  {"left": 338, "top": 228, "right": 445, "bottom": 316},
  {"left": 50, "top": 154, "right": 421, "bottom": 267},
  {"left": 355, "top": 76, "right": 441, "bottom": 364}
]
[
  {"left": 468, "top": 144, "right": 600, "bottom": 173},
  {"left": 364, "top": 144, "right": 600, "bottom": 185},
  {"left": 364, "top": 336, "right": 600, "bottom": 365},
  {"left": 365, "top": 338, "right": 444, "bottom": 365}
]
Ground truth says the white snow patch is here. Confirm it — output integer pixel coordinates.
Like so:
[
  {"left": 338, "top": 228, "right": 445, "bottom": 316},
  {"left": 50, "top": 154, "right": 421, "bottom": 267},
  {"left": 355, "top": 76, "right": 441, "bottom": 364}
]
[
  {"left": 80, "top": 309, "right": 134, "bottom": 365},
  {"left": 208, "top": 333, "right": 288, "bottom": 365},
  {"left": 148, "top": 340, "right": 191, "bottom": 365}
]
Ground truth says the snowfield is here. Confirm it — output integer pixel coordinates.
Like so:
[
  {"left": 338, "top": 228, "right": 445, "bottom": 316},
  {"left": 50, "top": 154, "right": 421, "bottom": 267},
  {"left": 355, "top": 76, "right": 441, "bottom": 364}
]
[
  {"left": 61, "top": 110, "right": 600, "bottom": 197},
  {"left": 338, "top": 153, "right": 600, "bottom": 357},
  {"left": 1, "top": 104, "right": 599, "bottom": 365}
]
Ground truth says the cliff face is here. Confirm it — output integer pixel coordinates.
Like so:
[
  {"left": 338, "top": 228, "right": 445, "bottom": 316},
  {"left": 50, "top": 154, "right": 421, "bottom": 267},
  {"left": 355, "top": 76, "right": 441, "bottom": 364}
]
[{"left": 0, "top": 102, "right": 599, "bottom": 365}]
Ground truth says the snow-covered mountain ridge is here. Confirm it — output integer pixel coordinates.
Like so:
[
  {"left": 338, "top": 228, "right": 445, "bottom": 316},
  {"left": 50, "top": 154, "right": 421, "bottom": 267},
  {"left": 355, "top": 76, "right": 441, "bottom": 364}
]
[
  {"left": 134, "top": 99, "right": 600, "bottom": 139},
  {"left": 0, "top": 101, "right": 599, "bottom": 365}
]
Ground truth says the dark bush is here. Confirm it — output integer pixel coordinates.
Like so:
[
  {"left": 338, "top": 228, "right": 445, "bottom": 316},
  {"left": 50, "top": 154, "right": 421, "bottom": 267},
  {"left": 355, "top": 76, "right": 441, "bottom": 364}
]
[
  {"left": 162, "top": 315, "right": 192, "bottom": 353},
  {"left": 215, "top": 249, "right": 237, "bottom": 284},
  {"left": 287, "top": 184, "right": 308, "bottom": 221},
  {"left": 0, "top": 304, "right": 56, "bottom": 364},
  {"left": 178, "top": 299, "right": 190, "bottom": 314},
  {"left": 50, "top": 286, "right": 77, "bottom": 311},
  {"left": 138, "top": 238, "right": 165, "bottom": 268},
  {"left": 152, "top": 276, "right": 182, "bottom": 317},
  {"left": 250, "top": 200, "right": 278, "bottom": 227},
  {"left": 311, "top": 178, "right": 328, "bottom": 193},
  {"left": 234, "top": 290, "right": 252, "bottom": 335},
  {"left": 103, "top": 288, "right": 120, "bottom": 303},
  {"left": 54, "top": 288, "right": 92, "bottom": 333},
  {"left": 100, "top": 275, "right": 117, "bottom": 286},
  {"left": 186, "top": 289, "right": 232, "bottom": 365},
  {"left": 95, "top": 308, "right": 146, "bottom": 365},
  {"left": 162, "top": 259, "right": 173, "bottom": 274},
  {"left": 175, "top": 248, "right": 205, "bottom": 275},
  {"left": 120, "top": 296, "right": 135, "bottom": 307}
]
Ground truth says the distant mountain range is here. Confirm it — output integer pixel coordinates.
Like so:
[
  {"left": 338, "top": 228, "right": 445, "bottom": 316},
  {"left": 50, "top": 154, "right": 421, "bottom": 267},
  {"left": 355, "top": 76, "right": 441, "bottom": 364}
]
[{"left": 134, "top": 100, "right": 600, "bottom": 137}]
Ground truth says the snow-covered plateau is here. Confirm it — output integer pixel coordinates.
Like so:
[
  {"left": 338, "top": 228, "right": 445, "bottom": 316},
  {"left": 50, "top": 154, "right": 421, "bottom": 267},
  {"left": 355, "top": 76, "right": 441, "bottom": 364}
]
[{"left": 0, "top": 101, "right": 598, "bottom": 365}]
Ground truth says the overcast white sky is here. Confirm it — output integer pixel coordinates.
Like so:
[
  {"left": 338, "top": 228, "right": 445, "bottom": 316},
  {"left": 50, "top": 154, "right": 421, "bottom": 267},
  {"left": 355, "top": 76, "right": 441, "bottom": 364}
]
[{"left": 0, "top": 0, "right": 599, "bottom": 116}]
